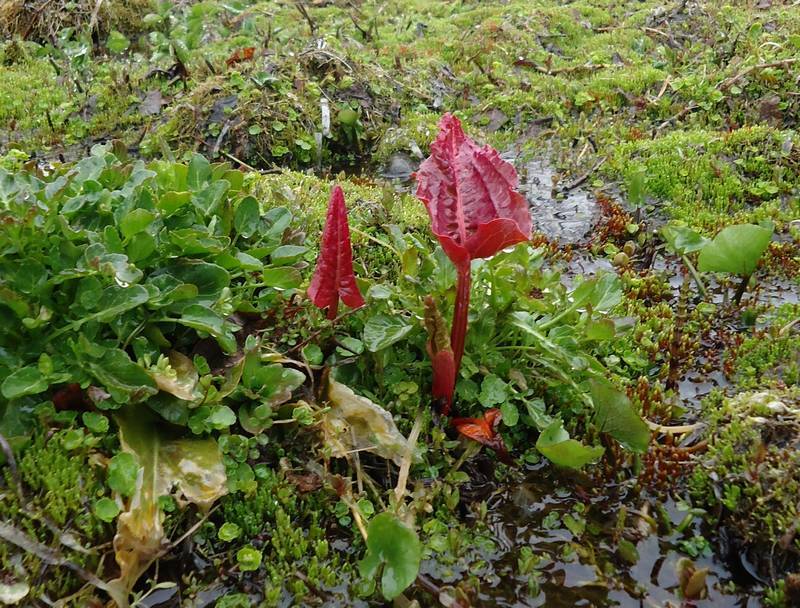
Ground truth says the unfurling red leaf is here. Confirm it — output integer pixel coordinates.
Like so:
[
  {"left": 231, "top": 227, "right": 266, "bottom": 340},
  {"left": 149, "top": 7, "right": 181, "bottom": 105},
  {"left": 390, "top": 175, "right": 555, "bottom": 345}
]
[
  {"left": 415, "top": 113, "right": 532, "bottom": 271},
  {"left": 452, "top": 408, "right": 512, "bottom": 463},
  {"left": 307, "top": 186, "right": 365, "bottom": 320},
  {"left": 423, "top": 296, "right": 456, "bottom": 414}
]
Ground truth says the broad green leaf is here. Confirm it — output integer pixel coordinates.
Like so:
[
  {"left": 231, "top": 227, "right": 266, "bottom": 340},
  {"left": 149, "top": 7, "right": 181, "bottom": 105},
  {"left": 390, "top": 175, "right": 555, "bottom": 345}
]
[
  {"left": 84, "top": 349, "right": 157, "bottom": 404},
  {"left": 261, "top": 266, "right": 302, "bottom": 289},
  {"left": 161, "top": 261, "right": 230, "bottom": 304},
  {"left": 111, "top": 407, "right": 226, "bottom": 601},
  {"left": 359, "top": 512, "right": 421, "bottom": 601},
  {"left": 92, "top": 285, "right": 150, "bottom": 323},
  {"left": 192, "top": 179, "right": 229, "bottom": 217},
  {"left": 661, "top": 225, "right": 708, "bottom": 255},
  {"left": 270, "top": 245, "right": 307, "bottom": 265},
  {"left": 697, "top": 224, "right": 773, "bottom": 276},
  {"left": 587, "top": 274, "right": 622, "bottom": 312},
  {"left": 83, "top": 411, "right": 110, "bottom": 433},
  {"left": 158, "top": 191, "right": 192, "bottom": 216},
  {"left": 177, "top": 305, "right": 237, "bottom": 353},
  {"left": 363, "top": 314, "right": 414, "bottom": 352},
  {"left": 589, "top": 379, "right": 650, "bottom": 452},
  {"left": 1, "top": 366, "right": 48, "bottom": 399},
  {"left": 536, "top": 421, "right": 603, "bottom": 469},
  {"left": 234, "top": 196, "right": 259, "bottom": 238},
  {"left": 585, "top": 318, "right": 615, "bottom": 341},
  {"left": 187, "top": 154, "right": 211, "bottom": 190},
  {"left": 120, "top": 209, "right": 155, "bottom": 238}
]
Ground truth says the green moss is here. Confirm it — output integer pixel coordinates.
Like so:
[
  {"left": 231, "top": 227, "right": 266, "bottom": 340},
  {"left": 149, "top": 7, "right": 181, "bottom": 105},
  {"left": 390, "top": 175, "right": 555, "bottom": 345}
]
[
  {"left": 689, "top": 389, "right": 800, "bottom": 578},
  {"left": 218, "top": 467, "right": 356, "bottom": 603},
  {"left": 727, "top": 304, "right": 800, "bottom": 389},
  {"left": 1, "top": 427, "right": 110, "bottom": 602}
]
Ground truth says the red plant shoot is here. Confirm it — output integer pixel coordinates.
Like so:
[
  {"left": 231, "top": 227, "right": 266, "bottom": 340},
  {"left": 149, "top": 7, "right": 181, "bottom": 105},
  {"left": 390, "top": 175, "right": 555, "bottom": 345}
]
[
  {"left": 308, "top": 186, "right": 365, "bottom": 320},
  {"left": 416, "top": 113, "right": 531, "bottom": 408}
]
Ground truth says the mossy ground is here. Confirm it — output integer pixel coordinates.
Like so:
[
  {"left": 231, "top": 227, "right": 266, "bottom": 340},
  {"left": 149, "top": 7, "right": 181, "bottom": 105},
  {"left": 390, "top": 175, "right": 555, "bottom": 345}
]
[{"left": 1, "top": 0, "right": 799, "bottom": 606}]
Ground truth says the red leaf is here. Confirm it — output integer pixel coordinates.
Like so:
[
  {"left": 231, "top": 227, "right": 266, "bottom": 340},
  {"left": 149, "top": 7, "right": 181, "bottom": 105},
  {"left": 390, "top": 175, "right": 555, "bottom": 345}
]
[
  {"left": 415, "top": 113, "right": 532, "bottom": 271},
  {"left": 225, "top": 47, "right": 256, "bottom": 67},
  {"left": 452, "top": 408, "right": 512, "bottom": 462},
  {"left": 308, "top": 186, "right": 365, "bottom": 320}
]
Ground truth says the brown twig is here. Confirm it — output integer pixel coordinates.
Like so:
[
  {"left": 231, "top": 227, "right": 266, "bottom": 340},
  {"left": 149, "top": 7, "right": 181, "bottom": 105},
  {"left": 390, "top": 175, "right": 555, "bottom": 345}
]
[{"left": 719, "top": 57, "right": 799, "bottom": 91}]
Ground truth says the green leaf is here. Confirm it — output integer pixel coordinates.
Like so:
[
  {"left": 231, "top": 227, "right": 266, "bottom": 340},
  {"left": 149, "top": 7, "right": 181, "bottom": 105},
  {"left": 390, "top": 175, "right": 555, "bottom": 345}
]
[
  {"left": 363, "top": 315, "right": 414, "bottom": 352},
  {"left": 207, "top": 405, "right": 236, "bottom": 430},
  {"left": 270, "top": 245, "right": 307, "bottom": 265},
  {"left": 359, "top": 512, "right": 421, "bottom": 600},
  {"left": 177, "top": 305, "right": 237, "bottom": 353},
  {"left": 234, "top": 196, "right": 259, "bottom": 238},
  {"left": 478, "top": 375, "right": 508, "bottom": 407},
  {"left": 92, "top": 285, "right": 150, "bottom": 323},
  {"left": 661, "top": 225, "right": 708, "bottom": 255},
  {"left": 589, "top": 379, "right": 650, "bottom": 452},
  {"left": 261, "top": 266, "right": 302, "bottom": 289},
  {"left": 162, "top": 261, "right": 230, "bottom": 305},
  {"left": 697, "top": 224, "right": 773, "bottom": 276},
  {"left": 585, "top": 318, "right": 615, "bottom": 341},
  {"left": 82, "top": 348, "right": 158, "bottom": 406},
  {"left": 1, "top": 366, "right": 48, "bottom": 399},
  {"left": 587, "top": 274, "right": 622, "bottom": 312},
  {"left": 236, "top": 546, "right": 262, "bottom": 571},
  {"left": 83, "top": 411, "right": 109, "bottom": 434},
  {"left": 500, "top": 402, "right": 519, "bottom": 427},
  {"left": 120, "top": 209, "right": 155, "bottom": 239},
  {"left": 536, "top": 421, "right": 603, "bottom": 469},
  {"left": 158, "top": 191, "right": 192, "bottom": 216},
  {"left": 108, "top": 452, "right": 139, "bottom": 496},
  {"left": 218, "top": 522, "right": 241, "bottom": 542},
  {"left": 187, "top": 154, "right": 211, "bottom": 190},
  {"left": 94, "top": 497, "right": 121, "bottom": 522},
  {"left": 107, "top": 30, "right": 130, "bottom": 54}
]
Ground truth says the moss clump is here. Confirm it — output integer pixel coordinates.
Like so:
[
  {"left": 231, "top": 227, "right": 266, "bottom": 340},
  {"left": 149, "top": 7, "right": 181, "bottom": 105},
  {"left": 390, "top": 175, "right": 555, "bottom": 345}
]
[
  {"left": 1, "top": 427, "right": 110, "bottom": 602},
  {"left": 218, "top": 467, "right": 357, "bottom": 604},
  {"left": 690, "top": 389, "right": 800, "bottom": 579},
  {"left": 726, "top": 304, "right": 800, "bottom": 389},
  {"left": 0, "top": 0, "right": 153, "bottom": 43}
]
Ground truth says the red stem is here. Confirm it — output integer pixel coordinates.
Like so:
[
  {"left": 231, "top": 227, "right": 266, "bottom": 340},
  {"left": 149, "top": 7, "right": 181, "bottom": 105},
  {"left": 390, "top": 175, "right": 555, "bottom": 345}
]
[
  {"left": 450, "top": 265, "right": 472, "bottom": 373},
  {"left": 326, "top": 299, "right": 339, "bottom": 320}
]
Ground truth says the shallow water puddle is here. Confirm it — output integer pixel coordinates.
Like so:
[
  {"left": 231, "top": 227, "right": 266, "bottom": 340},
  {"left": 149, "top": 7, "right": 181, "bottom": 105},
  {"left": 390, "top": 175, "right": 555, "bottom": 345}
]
[
  {"left": 430, "top": 463, "right": 762, "bottom": 607},
  {"left": 517, "top": 159, "right": 600, "bottom": 246}
]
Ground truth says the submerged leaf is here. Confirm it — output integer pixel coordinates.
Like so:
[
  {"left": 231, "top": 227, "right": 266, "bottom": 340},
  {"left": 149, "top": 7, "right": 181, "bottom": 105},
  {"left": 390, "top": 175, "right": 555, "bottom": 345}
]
[
  {"left": 321, "top": 377, "right": 414, "bottom": 466},
  {"left": 536, "top": 421, "right": 603, "bottom": 469},
  {"left": 111, "top": 408, "right": 226, "bottom": 603},
  {"left": 415, "top": 113, "right": 532, "bottom": 270},
  {"left": 307, "top": 186, "right": 365, "bottom": 319}
]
